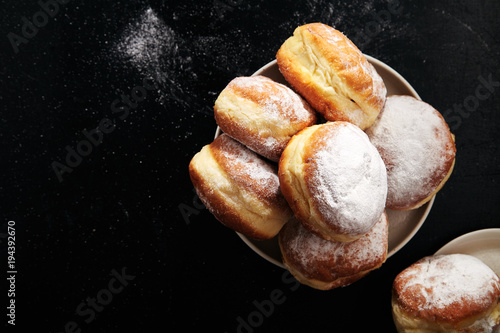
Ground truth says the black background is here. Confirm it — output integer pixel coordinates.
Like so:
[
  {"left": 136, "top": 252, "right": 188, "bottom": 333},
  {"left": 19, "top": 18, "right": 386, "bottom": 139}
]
[{"left": 1, "top": 0, "right": 499, "bottom": 332}]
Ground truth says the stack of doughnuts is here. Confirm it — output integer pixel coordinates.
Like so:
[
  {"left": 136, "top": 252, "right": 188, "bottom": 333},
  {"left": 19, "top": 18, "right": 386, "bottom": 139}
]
[
  {"left": 277, "top": 121, "right": 389, "bottom": 289},
  {"left": 278, "top": 121, "right": 387, "bottom": 243},
  {"left": 188, "top": 22, "right": 457, "bottom": 291},
  {"left": 190, "top": 75, "right": 316, "bottom": 240}
]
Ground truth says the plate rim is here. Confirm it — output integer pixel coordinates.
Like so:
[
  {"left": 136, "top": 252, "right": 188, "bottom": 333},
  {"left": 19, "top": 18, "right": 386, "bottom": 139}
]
[
  {"left": 387, "top": 196, "right": 435, "bottom": 258},
  {"left": 236, "top": 232, "right": 285, "bottom": 268},
  {"left": 364, "top": 55, "right": 422, "bottom": 100},
  {"left": 216, "top": 54, "right": 434, "bottom": 268},
  {"left": 435, "top": 228, "right": 500, "bottom": 255}
]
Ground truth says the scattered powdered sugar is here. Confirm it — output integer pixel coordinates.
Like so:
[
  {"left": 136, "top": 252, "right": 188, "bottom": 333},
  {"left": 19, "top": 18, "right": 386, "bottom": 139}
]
[
  {"left": 398, "top": 254, "right": 500, "bottom": 311},
  {"left": 295, "top": 0, "right": 375, "bottom": 32},
  {"left": 366, "top": 96, "right": 455, "bottom": 208},
  {"left": 112, "top": 6, "right": 193, "bottom": 107},
  {"left": 308, "top": 122, "right": 387, "bottom": 236},
  {"left": 115, "top": 7, "right": 175, "bottom": 83},
  {"left": 262, "top": 135, "right": 280, "bottom": 153}
]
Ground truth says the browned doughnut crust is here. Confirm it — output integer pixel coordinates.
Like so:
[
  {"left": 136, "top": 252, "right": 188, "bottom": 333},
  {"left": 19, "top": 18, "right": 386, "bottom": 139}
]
[
  {"left": 276, "top": 23, "right": 386, "bottom": 130},
  {"left": 189, "top": 134, "right": 292, "bottom": 240},
  {"left": 279, "top": 211, "right": 388, "bottom": 290},
  {"left": 278, "top": 121, "right": 387, "bottom": 242},
  {"left": 214, "top": 75, "right": 316, "bottom": 162},
  {"left": 392, "top": 254, "right": 500, "bottom": 332}
]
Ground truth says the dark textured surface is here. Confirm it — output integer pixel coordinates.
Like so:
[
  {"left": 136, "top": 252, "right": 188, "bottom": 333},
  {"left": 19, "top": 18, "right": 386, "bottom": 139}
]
[{"left": 1, "top": 0, "right": 499, "bottom": 332}]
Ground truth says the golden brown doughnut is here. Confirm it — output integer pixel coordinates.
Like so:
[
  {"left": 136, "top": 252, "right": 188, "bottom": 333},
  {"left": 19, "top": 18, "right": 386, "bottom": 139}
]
[
  {"left": 279, "top": 211, "right": 388, "bottom": 290},
  {"left": 189, "top": 134, "right": 292, "bottom": 239},
  {"left": 366, "top": 95, "right": 456, "bottom": 210},
  {"left": 278, "top": 121, "right": 387, "bottom": 242},
  {"left": 276, "top": 23, "right": 386, "bottom": 130},
  {"left": 392, "top": 254, "right": 500, "bottom": 332},
  {"left": 214, "top": 75, "right": 316, "bottom": 162}
]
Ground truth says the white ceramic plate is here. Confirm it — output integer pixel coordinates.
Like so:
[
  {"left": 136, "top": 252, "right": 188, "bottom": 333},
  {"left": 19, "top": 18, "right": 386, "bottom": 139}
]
[
  {"left": 215, "top": 55, "right": 435, "bottom": 268},
  {"left": 435, "top": 229, "right": 500, "bottom": 275}
]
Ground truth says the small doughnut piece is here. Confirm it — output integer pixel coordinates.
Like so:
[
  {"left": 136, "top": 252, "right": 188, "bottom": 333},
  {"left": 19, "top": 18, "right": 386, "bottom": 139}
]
[
  {"left": 366, "top": 95, "right": 456, "bottom": 210},
  {"left": 276, "top": 23, "right": 387, "bottom": 130},
  {"left": 392, "top": 254, "right": 500, "bottom": 333},
  {"left": 189, "top": 134, "right": 292, "bottom": 240},
  {"left": 214, "top": 75, "right": 317, "bottom": 162},
  {"left": 279, "top": 121, "right": 387, "bottom": 242},
  {"left": 279, "top": 212, "right": 388, "bottom": 290}
]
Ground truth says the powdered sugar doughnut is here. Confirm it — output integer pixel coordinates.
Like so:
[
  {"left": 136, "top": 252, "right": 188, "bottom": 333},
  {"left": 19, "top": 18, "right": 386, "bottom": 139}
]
[
  {"left": 214, "top": 75, "right": 317, "bottom": 162},
  {"left": 276, "top": 23, "right": 387, "bottom": 130},
  {"left": 189, "top": 134, "right": 293, "bottom": 240},
  {"left": 279, "top": 212, "right": 388, "bottom": 290},
  {"left": 279, "top": 121, "right": 387, "bottom": 242},
  {"left": 366, "top": 95, "right": 456, "bottom": 210},
  {"left": 392, "top": 254, "right": 500, "bottom": 332}
]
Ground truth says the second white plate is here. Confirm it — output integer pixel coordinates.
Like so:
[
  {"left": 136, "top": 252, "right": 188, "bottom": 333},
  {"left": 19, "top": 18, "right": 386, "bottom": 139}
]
[{"left": 435, "top": 228, "right": 500, "bottom": 275}]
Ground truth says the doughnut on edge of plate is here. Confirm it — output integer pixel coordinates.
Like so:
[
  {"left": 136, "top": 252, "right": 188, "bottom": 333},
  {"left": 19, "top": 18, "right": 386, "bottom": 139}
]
[{"left": 189, "top": 134, "right": 293, "bottom": 240}]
